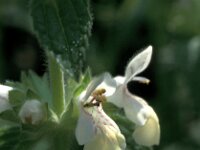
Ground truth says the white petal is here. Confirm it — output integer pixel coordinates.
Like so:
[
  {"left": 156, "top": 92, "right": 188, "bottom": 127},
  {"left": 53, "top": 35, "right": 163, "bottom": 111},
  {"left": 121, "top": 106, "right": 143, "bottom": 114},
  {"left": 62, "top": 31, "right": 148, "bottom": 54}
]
[
  {"left": 0, "top": 85, "right": 13, "bottom": 113},
  {"left": 125, "top": 46, "right": 153, "bottom": 83},
  {"left": 78, "top": 90, "right": 87, "bottom": 102},
  {"left": 123, "top": 88, "right": 149, "bottom": 126},
  {"left": 92, "top": 106, "right": 120, "bottom": 131},
  {"left": 107, "top": 85, "right": 124, "bottom": 108},
  {"left": 114, "top": 76, "right": 126, "bottom": 86},
  {"left": 133, "top": 106, "right": 160, "bottom": 146},
  {"left": 76, "top": 102, "right": 125, "bottom": 148},
  {"left": 0, "top": 84, "right": 13, "bottom": 100},
  {"left": 18, "top": 100, "right": 45, "bottom": 124},
  {"left": 84, "top": 73, "right": 115, "bottom": 101},
  {"left": 84, "top": 125, "right": 126, "bottom": 150},
  {"left": 97, "top": 73, "right": 117, "bottom": 97},
  {"left": 75, "top": 107, "right": 96, "bottom": 145},
  {"left": 84, "top": 74, "right": 105, "bottom": 101}
]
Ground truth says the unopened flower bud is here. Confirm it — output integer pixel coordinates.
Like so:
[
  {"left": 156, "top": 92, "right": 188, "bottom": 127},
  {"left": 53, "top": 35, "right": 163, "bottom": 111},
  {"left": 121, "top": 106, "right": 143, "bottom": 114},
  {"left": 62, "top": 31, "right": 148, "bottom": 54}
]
[{"left": 19, "top": 99, "right": 46, "bottom": 125}]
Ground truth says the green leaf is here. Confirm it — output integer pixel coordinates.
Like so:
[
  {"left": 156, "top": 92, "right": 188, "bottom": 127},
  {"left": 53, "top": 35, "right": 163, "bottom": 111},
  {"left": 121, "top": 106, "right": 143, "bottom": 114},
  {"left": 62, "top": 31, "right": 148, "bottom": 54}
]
[
  {"left": 0, "top": 110, "right": 20, "bottom": 124},
  {"left": 73, "top": 68, "right": 91, "bottom": 98},
  {"left": 81, "top": 67, "right": 92, "bottom": 87},
  {"left": 28, "top": 71, "right": 52, "bottom": 105},
  {"left": 26, "top": 90, "right": 40, "bottom": 100},
  {"left": 6, "top": 71, "right": 52, "bottom": 105},
  {"left": 9, "top": 90, "right": 26, "bottom": 106},
  {"left": 48, "top": 52, "right": 65, "bottom": 117},
  {"left": 30, "top": 0, "right": 92, "bottom": 79}
]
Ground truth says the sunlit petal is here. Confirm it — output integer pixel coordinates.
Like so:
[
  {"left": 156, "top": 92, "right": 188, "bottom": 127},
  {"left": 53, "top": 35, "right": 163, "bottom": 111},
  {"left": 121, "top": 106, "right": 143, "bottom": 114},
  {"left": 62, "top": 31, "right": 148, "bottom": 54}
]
[
  {"left": 97, "top": 73, "right": 117, "bottom": 97},
  {"left": 114, "top": 76, "right": 126, "bottom": 86},
  {"left": 75, "top": 106, "right": 96, "bottom": 145},
  {"left": 84, "top": 125, "right": 126, "bottom": 150},
  {"left": 107, "top": 86, "right": 124, "bottom": 108},
  {"left": 84, "top": 74, "right": 105, "bottom": 101},
  {"left": 0, "top": 85, "right": 13, "bottom": 113},
  {"left": 0, "top": 84, "right": 13, "bottom": 100},
  {"left": 125, "top": 46, "right": 152, "bottom": 83},
  {"left": 122, "top": 88, "right": 149, "bottom": 125},
  {"left": 133, "top": 106, "right": 160, "bottom": 146}
]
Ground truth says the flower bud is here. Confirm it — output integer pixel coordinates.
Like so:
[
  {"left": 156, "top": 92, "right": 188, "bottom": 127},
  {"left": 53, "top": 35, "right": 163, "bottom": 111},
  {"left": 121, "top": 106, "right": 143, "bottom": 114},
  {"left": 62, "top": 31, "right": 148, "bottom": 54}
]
[{"left": 18, "top": 99, "right": 46, "bottom": 125}]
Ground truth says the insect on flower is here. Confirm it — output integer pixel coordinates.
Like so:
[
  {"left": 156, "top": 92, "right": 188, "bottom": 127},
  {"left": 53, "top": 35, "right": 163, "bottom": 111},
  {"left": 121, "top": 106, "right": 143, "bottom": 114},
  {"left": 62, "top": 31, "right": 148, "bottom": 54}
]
[
  {"left": 75, "top": 74, "right": 126, "bottom": 150},
  {"left": 83, "top": 88, "right": 106, "bottom": 108}
]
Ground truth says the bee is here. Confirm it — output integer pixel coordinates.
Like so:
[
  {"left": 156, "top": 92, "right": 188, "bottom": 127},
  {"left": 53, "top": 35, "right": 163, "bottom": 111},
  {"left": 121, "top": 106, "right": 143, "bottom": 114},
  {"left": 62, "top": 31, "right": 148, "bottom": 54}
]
[
  {"left": 84, "top": 88, "right": 106, "bottom": 108},
  {"left": 92, "top": 88, "right": 106, "bottom": 97}
]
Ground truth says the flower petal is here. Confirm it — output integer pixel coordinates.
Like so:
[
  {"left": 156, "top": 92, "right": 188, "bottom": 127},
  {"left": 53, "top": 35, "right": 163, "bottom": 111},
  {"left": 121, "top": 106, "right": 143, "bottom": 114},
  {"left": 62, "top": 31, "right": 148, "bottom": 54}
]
[
  {"left": 92, "top": 106, "right": 120, "bottom": 131},
  {"left": 84, "top": 125, "right": 126, "bottom": 150},
  {"left": 0, "top": 85, "right": 13, "bottom": 113},
  {"left": 75, "top": 107, "right": 96, "bottom": 145},
  {"left": 97, "top": 73, "right": 117, "bottom": 97},
  {"left": 107, "top": 85, "right": 124, "bottom": 108},
  {"left": 18, "top": 100, "right": 45, "bottom": 124},
  {"left": 133, "top": 106, "right": 160, "bottom": 146},
  {"left": 0, "top": 84, "right": 13, "bottom": 100},
  {"left": 84, "top": 73, "right": 115, "bottom": 101},
  {"left": 123, "top": 89, "right": 149, "bottom": 126},
  {"left": 84, "top": 74, "right": 105, "bottom": 101},
  {"left": 125, "top": 46, "right": 152, "bottom": 83}
]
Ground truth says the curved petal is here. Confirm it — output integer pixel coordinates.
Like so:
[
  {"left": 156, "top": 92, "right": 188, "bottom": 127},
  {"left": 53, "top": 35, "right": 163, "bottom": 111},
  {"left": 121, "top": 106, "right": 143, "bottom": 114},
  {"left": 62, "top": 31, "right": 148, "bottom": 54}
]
[
  {"left": 0, "top": 85, "right": 13, "bottom": 113},
  {"left": 75, "top": 106, "right": 96, "bottom": 145},
  {"left": 84, "top": 73, "right": 116, "bottom": 100},
  {"left": 123, "top": 88, "right": 149, "bottom": 126},
  {"left": 114, "top": 76, "right": 126, "bottom": 86},
  {"left": 133, "top": 106, "right": 160, "bottom": 146},
  {"left": 0, "top": 84, "right": 13, "bottom": 99},
  {"left": 125, "top": 46, "right": 153, "bottom": 83},
  {"left": 97, "top": 73, "right": 117, "bottom": 97},
  {"left": 18, "top": 100, "right": 45, "bottom": 124},
  {"left": 84, "top": 74, "right": 105, "bottom": 101},
  {"left": 92, "top": 106, "right": 120, "bottom": 131},
  {"left": 84, "top": 125, "right": 126, "bottom": 150},
  {"left": 107, "top": 85, "right": 124, "bottom": 108}
]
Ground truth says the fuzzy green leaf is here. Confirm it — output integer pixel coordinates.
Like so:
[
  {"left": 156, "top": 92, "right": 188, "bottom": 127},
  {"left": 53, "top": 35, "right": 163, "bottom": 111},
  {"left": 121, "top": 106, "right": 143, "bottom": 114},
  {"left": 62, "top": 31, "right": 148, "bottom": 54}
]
[
  {"left": 9, "top": 90, "right": 26, "bottom": 106},
  {"left": 30, "top": 0, "right": 92, "bottom": 79},
  {"left": 6, "top": 71, "right": 52, "bottom": 105},
  {"left": 48, "top": 52, "right": 65, "bottom": 117}
]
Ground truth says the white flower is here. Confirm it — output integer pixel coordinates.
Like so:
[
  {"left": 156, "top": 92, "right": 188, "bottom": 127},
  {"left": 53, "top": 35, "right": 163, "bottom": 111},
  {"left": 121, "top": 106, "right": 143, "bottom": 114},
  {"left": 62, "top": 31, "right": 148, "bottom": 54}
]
[
  {"left": 0, "top": 84, "right": 13, "bottom": 113},
  {"left": 75, "top": 74, "right": 126, "bottom": 150},
  {"left": 18, "top": 99, "right": 45, "bottom": 125},
  {"left": 106, "top": 46, "right": 160, "bottom": 146}
]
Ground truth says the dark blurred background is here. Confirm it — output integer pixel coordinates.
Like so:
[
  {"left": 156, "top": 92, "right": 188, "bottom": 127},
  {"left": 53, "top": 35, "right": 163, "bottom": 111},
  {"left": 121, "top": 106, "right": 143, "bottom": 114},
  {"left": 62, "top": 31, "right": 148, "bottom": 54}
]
[{"left": 0, "top": 0, "right": 200, "bottom": 149}]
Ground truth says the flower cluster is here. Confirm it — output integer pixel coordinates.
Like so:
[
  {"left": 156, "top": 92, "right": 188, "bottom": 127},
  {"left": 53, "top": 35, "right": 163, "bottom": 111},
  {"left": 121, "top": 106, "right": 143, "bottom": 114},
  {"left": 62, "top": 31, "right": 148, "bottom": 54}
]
[
  {"left": 0, "top": 46, "right": 160, "bottom": 150},
  {"left": 75, "top": 46, "right": 160, "bottom": 149}
]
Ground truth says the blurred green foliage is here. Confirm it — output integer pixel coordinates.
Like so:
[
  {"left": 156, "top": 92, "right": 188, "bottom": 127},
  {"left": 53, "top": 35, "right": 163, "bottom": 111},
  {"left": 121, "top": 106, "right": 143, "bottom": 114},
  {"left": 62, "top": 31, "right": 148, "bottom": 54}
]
[{"left": 0, "top": 0, "right": 200, "bottom": 150}]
